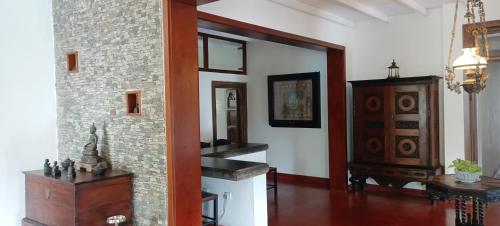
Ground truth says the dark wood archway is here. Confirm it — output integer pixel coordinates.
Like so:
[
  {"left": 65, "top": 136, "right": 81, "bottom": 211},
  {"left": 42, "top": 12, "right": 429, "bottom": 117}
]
[
  {"left": 164, "top": 1, "right": 347, "bottom": 225},
  {"left": 197, "top": 11, "right": 348, "bottom": 192}
]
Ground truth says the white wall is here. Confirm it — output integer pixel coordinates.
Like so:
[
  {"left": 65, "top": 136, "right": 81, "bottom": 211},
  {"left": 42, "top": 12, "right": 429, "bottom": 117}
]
[
  {"left": 352, "top": 8, "right": 444, "bottom": 80},
  {"left": 246, "top": 41, "right": 329, "bottom": 178},
  {"left": 0, "top": 1, "right": 57, "bottom": 226}
]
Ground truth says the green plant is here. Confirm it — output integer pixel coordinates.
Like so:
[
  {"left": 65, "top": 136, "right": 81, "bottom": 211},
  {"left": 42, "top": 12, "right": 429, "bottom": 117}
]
[{"left": 449, "top": 159, "right": 483, "bottom": 173}]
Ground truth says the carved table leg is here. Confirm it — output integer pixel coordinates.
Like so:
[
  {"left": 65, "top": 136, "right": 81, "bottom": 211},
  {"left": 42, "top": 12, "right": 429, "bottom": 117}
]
[
  {"left": 478, "top": 200, "right": 484, "bottom": 226},
  {"left": 455, "top": 195, "right": 461, "bottom": 226},
  {"left": 461, "top": 196, "right": 467, "bottom": 226},
  {"left": 349, "top": 176, "right": 367, "bottom": 193},
  {"left": 472, "top": 197, "right": 478, "bottom": 226}
]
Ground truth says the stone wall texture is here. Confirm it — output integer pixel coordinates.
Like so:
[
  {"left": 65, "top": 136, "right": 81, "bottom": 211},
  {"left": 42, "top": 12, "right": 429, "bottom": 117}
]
[{"left": 52, "top": 0, "right": 167, "bottom": 225}]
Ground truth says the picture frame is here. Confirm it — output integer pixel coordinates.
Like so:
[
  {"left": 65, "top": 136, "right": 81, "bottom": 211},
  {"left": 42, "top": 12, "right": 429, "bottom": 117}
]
[{"left": 267, "top": 72, "right": 321, "bottom": 128}]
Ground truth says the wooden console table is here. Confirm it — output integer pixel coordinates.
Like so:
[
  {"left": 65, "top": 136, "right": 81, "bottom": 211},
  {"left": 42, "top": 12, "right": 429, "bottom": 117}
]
[
  {"left": 23, "top": 169, "right": 132, "bottom": 226},
  {"left": 426, "top": 175, "right": 500, "bottom": 226}
]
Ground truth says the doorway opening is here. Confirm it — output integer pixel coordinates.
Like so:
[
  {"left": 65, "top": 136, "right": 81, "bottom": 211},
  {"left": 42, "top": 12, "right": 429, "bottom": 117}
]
[
  {"left": 211, "top": 81, "right": 248, "bottom": 145},
  {"left": 163, "top": 1, "right": 347, "bottom": 225}
]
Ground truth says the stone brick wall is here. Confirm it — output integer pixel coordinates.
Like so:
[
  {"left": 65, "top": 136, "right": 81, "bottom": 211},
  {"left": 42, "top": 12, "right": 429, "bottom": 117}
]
[{"left": 52, "top": 0, "right": 167, "bottom": 225}]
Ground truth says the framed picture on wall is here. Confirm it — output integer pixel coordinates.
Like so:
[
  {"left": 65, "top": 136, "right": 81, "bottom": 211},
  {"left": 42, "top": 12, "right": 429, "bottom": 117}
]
[{"left": 267, "top": 72, "right": 321, "bottom": 128}]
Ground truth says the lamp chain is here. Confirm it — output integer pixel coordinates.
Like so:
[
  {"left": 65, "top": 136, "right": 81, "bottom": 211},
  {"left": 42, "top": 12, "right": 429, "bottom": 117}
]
[
  {"left": 445, "top": 0, "right": 462, "bottom": 94},
  {"left": 447, "top": 0, "right": 460, "bottom": 68}
]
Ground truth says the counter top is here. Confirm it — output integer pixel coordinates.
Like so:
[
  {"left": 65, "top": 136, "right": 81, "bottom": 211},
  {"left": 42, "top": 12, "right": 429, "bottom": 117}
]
[
  {"left": 201, "top": 143, "right": 269, "bottom": 158},
  {"left": 201, "top": 143, "right": 269, "bottom": 181},
  {"left": 201, "top": 157, "right": 269, "bottom": 181}
]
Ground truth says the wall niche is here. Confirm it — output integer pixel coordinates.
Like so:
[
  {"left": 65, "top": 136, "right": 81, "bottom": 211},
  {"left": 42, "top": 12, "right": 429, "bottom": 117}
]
[
  {"left": 66, "top": 51, "right": 78, "bottom": 73},
  {"left": 126, "top": 90, "right": 141, "bottom": 116}
]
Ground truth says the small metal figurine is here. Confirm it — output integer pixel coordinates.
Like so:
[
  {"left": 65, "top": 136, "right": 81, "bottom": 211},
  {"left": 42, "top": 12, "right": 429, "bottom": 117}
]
[
  {"left": 52, "top": 161, "right": 61, "bottom": 177},
  {"left": 77, "top": 123, "right": 105, "bottom": 172},
  {"left": 133, "top": 104, "right": 139, "bottom": 113},
  {"left": 43, "top": 159, "right": 52, "bottom": 176},
  {"left": 80, "top": 123, "right": 101, "bottom": 165},
  {"left": 67, "top": 161, "right": 76, "bottom": 179},
  {"left": 91, "top": 162, "right": 108, "bottom": 176},
  {"left": 61, "top": 158, "right": 72, "bottom": 171}
]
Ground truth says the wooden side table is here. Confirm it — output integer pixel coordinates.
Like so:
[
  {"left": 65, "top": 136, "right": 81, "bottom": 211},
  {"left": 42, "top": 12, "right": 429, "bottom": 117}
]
[{"left": 426, "top": 175, "right": 500, "bottom": 226}]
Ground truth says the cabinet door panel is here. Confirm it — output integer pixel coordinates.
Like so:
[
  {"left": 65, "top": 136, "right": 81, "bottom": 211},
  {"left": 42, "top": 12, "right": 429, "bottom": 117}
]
[
  {"left": 389, "top": 85, "right": 429, "bottom": 166},
  {"left": 353, "top": 86, "right": 389, "bottom": 163}
]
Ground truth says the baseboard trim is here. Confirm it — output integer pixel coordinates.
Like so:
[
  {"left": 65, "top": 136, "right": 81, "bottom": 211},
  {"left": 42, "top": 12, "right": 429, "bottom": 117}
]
[
  {"left": 267, "top": 172, "right": 330, "bottom": 188},
  {"left": 357, "top": 184, "right": 427, "bottom": 198}
]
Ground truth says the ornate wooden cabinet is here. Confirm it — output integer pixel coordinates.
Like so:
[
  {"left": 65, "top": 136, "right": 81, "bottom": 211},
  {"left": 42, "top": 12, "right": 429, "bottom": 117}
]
[
  {"left": 22, "top": 170, "right": 132, "bottom": 226},
  {"left": 349, "top": 76, "right": 442, "bottom": 191}
]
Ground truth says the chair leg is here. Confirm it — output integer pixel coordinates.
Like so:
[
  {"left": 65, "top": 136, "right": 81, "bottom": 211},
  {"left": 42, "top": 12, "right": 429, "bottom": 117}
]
[
  {"left": 214, "top": 197, "right": 218, "bottom": 226},
  {"left": 273, "top": 169, "right": 278, "bottom": 198}
]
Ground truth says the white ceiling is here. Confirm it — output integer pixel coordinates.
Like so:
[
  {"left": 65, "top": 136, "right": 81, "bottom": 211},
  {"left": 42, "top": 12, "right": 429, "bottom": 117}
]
[{"left": 270, "top": 0, "right": 458, "bottom": 26}]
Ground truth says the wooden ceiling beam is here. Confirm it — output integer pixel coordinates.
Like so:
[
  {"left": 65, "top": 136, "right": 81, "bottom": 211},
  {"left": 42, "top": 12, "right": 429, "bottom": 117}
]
[
  {"left": 197, "top": 11, "right": 345, "bottom": 51},
  {"left": 270, "top": 0, "right": 355, "bottom": 28},
  {"left": 336, "top": 0, "right": 389, "bottom": 22},
  {"left": 396, "top": 0, "right": 427, "bottom": 16}
]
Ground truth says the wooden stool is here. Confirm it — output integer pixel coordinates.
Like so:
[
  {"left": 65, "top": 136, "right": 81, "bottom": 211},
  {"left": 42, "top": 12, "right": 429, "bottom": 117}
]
[
  {"left": 202, "top": 191, "right": 218, "bottom": 226},
  {"left": 267, "top": 167, "right": 278, "bottom": 198}
]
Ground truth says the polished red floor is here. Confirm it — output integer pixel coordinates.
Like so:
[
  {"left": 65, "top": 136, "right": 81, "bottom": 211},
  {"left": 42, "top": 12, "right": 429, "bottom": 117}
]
[{"left": 267, "top": 182, "right": 500, "bottom": 226}]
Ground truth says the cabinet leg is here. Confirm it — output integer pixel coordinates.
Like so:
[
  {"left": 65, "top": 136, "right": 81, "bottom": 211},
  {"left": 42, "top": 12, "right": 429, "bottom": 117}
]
[{"left": 350, "top": 176, "right": 367, "bottom": 193}]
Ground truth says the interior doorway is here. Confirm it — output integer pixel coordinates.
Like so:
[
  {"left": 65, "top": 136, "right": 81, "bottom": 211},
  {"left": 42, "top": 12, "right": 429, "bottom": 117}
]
[
  {"left": 163, "top": 1, "right": 347, "bottom": 225},
  {"left": 211, "top": 81, "right": 248, "bottom": 144}
]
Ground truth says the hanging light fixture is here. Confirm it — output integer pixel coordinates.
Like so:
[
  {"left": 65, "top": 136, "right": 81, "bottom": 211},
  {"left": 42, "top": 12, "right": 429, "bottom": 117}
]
[{"left": 446, "top": 0, "right": 490, "bottom": 94}]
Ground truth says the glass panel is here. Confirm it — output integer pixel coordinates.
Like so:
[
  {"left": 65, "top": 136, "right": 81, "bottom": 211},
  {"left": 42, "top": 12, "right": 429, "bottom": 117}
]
[
  {"left": 198, "top": 35, "right": 204, "bottom": 68},
  {"left": 214, "top": 88, "right": 239, "bottom": 143},
  {"left": 488, "top": 32, "right": 500, "bottom": 60},
  {"left": 208, "top": 37, "right": 244, "bottom": 72},
  {"left": 477, "top": 61, "right": 500, "bottom": 177}
]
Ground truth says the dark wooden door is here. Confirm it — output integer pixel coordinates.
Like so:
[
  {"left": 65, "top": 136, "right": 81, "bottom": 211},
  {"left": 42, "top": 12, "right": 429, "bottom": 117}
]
[
  {"left": 389, "top": 84, "right": 429, "bottom": 167},
  {"left": 353, "top": 86, "right": 389, "bottom": 163}
]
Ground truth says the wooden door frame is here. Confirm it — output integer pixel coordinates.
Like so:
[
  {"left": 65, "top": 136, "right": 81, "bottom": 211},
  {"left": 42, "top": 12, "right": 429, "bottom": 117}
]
[
  {"left": 163, "top": 1, "right": 202, "bottom": 226},
  {"left": 211, "top": 81, "right": 248, "bottom": 144},
  {"left": 164, "top": 1, "right": 347, "bottom": 225},
  {"left": 197, "top": 12, "right": 348, "bottom": 191}
]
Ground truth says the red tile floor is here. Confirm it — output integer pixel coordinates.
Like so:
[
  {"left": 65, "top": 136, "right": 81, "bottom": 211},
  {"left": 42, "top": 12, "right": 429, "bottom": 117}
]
[{"left": 267, "top": 182, "right": 500, "bottom": 226}]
